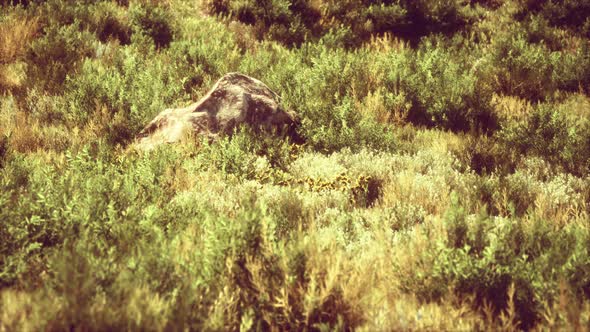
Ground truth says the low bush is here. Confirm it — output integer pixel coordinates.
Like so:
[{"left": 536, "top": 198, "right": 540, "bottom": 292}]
[
  {"left": 489, "top": 30, "right": 590, "bottom": 100},
  {"left": 0, "top": 135, "right": 8, "bottom": 167},
  {"left": 237, "top": 43, "right": 398, "bottom": 152},
  {"left": 0, "top": 145, "right": 181, "bottom": 287},
  {"left": 403, "top": 197, "right": 590, "bottom": 330},
  {"left": 26, "top": 23, "right": 95, "bottom": 93},
  {"left": 63, "top": 46, "right": 187, "bottom": 144},
  {"left": 208, "top": 0, "right": 473, "bottom": 46},
  {"left": 500, "top": 103, "right": 590, "bottom": 177},
  {"left": 206, "top": 0, "right": 321, "bottom": 46},
  {"left": 193, "top": 127, "right": 296, "bottom": 181},
  {"left": 129, "top": 2, "right": 174, "bottom": 49},
  {"left": 33, "top": 0, "right": 131, "bottom": 44},
  {"left": 168, "top": 16, "right": 242, "bottom": 91},
  {"left": 0, "top": 15, "right": 38, "bottom": 66},
  {"left": 520, "top": 0, "right": 590, "bottom": 37},
  {"left": 401, "top": 41, "right": 496, "bottom": 132}
]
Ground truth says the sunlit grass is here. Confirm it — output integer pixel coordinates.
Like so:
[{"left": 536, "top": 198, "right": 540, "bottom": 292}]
[{"left": 1, "top": 0, "right": 589, "bottom": 330}]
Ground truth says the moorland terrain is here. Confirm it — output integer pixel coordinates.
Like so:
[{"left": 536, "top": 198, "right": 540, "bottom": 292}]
[{"left": 1, "top": 0, "right": 590, "bottom": 330}]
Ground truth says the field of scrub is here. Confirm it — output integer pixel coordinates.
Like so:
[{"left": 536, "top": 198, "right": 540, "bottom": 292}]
[{"left": 1, "top": 1, "right": 590, "bottom": 330}]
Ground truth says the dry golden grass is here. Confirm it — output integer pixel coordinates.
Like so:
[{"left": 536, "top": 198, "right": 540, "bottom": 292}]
[
  {"left": 559, "top": 93, "right": 590, "bottom": 123},
  {"left": 0, "top": 290, "right": 62, "bottom": 332},
  {"left": 492, "top": 94, "right": 534, "bottom": 123},
  {"left": 5, "top": 111, "right": 46, "bottom": 153},
  {"left": 0, "top": 63, "right": 26, "bottom": 90},
  {"left": 534, "top": 193, "right": 588, "bottom": 226},
  {"left": 0, "top": 96, "right": 74, "bottom": 153},
  {"left": 0, "top": 15, "right": 38, "bottom": 90},
  {"left": 0, "top": 15, "right": 38, "bottom": 65},
  {"left": 365, "top": 32, "right": 408, "bottom": 53},
  {"left": 358, "top": 89, "right": 393, "bottom": 124}
]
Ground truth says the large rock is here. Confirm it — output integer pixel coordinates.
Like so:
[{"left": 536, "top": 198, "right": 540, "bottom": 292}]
[{"left": 136, "top": 72, "right": 299, "bottom": 150}]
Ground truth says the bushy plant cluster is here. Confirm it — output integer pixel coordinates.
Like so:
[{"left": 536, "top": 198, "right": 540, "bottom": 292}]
[
  {"left": 422, "top": 205, "right": 590, "bottom": 331},
  {"left": 520, "top": 0, "right": 590, "bottom": 37},
  {"left": 485, "top": 19, "right": 590, "bottom": 100},
  {"left": 1, "top": 0, "right": 590, "bottom": 330},
  {"left": 500, "top": 103, "right": 590, "bottom": 176},
  {"left": 208, "top": 0, "right": 475, "bottom": 47}
]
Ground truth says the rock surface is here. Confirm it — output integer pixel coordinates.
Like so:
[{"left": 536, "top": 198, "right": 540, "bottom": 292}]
[{"left": 136, "top": 72, "right": 299, "bottom": 150}]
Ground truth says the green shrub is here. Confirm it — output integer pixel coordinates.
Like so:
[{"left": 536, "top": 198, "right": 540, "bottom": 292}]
[
  {"left": 399, "top": 0, "right": 470, "bottom": 39},
  {"left": 521, "top": 0, "right": 590, "bottom": 37},
  {"left": 500, "top": 104, "right": 590, "bottom": 176},
  {"left": 385, "top": 40, "right": 497, "bottom": 132},
  {"left": 207, "top": 0, "right": 320, "bottom": 46},
  {"left": 129, "top": 2, "right": 174, "bottom": 49},
  {"left": 209, "top": 0, "right": 473, "bottom": 47},
  {"left": 487, "top": 21, "right": 590, "bottom": 100},
  {"left": 89, "top": 2, "right": 131, "bottom": 44},
  {"left": 406, "top": 198, "right": 590, "bottom": 330},
  {"left": 460, "top": 135, "right": 514, "bottom": 176},
  {"left": 28, "top": 0, "right": 131, "bottom": 48},
  {"left": 164, "top": 14, "right": 242, "bottom": 97},
  {"left": 63, "top": 46, "right": 187, "bottom": 144},
  {"left": 320, "top": 0, "right": 472, "bottom": 45},
  {"left": 23, "top": 89, "right": 67, "bottom": 125},
  {"left": 191, "top": 127, "right": 296, "bottom": 182},
  {"left": 239, "top": 43, "right": 397, "bottom": 152},
  {"left": 0, "top": 145, "right": 183, "bottom": 283},
  {"left": 317, "top": 1, "right": 407, "bottom": 45},
  {"left": 26, "top": 23, "right": 95, "bottom": 93}
]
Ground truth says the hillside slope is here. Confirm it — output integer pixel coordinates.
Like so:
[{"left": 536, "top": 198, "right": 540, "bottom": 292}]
[{"left": 1, "top": 1, "right": 589, "bottom": 330}]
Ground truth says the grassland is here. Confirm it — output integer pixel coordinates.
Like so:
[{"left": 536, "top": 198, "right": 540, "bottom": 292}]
[{"left": 1, "top": 0, "right": 589, "bottom": 330}]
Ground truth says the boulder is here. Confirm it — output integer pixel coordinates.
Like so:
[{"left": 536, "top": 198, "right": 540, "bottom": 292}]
[{"left": 136, "top": 72, "right": 299, "bottom": 150}]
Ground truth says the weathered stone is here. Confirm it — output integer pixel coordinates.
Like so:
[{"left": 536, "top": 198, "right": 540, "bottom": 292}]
[{"left": 136, "top": 72, "right": 299, "bottom": 150}]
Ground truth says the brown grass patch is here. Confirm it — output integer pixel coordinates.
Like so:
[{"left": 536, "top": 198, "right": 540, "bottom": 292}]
[
  {"left": 0, "top": 15, "right": 39, "bottom": 65},
  {"left": 492, "top": 94, "right": 534, "bottom": 123},
  {"left": 0, "top": 97, "right": 72, "bottom": 153},
  {"left": 0, "top": 15, "right": 38, "bottom": 90},
  {"left": 365, "top": 32, "right": 407, "bottom": 53}
]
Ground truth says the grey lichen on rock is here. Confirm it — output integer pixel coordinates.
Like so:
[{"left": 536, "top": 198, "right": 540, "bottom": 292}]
[{"left": 135, "top": 72, "right": 300, "bottom": 150}]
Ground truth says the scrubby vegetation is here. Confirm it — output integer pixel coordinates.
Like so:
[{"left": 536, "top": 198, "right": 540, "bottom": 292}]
[{"left": 1, "top": 0, "right": 589, "bottom": 330}]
